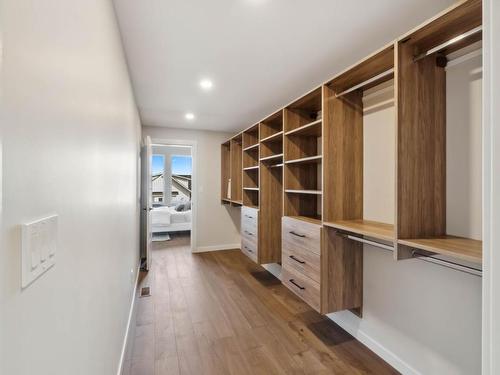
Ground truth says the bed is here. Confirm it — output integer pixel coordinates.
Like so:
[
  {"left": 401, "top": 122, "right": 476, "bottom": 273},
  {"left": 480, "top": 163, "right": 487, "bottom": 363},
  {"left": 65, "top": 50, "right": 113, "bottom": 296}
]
[{"left": 151, "top": 205, "right": 191, "bottom": 234}]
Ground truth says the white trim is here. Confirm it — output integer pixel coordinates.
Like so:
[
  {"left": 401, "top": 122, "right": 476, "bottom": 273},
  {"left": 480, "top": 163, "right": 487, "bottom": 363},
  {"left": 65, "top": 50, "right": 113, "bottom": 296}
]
[
  {"left": 483, "top": 1, "right": 499, "bottom": 373},
  {"left": 116, "top": 264, "right": 140, "bottom": 375},
  {"left": 326, "top": 314, "right": 420, "bottom": 375},
  {"left": 261, "top": 262, "right": 417, "bottom": 374},
  {"left": 150, "top": 138, "right": 197, "bottom": 253},
  {"left": 195, "top": 243, "right": 240, "bottom": 253}
]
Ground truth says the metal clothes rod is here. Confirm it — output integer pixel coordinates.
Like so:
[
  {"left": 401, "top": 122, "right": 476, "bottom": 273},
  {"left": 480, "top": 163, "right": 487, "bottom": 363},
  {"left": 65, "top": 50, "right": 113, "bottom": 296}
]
[
  {"left": 342, "top": 234, "right": 394, "bottom": 252},
  {"left": 413, "top": 25, "right": 482, "bottom": 62},
  {"left": 339, "top": 232, "right": 482, "bottom": 277},
  {"left": 445, "top": 47, "right": 482, "bottom": 70},
  {"left": 335, "top": 69, "right": 394, "bottom": 98},
  {"left": 412, "top": 251, "right": 482, "bottom": 277}
]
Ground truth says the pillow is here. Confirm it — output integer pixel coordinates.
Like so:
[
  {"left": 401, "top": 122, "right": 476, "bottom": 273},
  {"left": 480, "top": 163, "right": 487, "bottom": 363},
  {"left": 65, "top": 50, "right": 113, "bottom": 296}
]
[{"left": 174, "top": 201, "right": 191, "bottom": 212}]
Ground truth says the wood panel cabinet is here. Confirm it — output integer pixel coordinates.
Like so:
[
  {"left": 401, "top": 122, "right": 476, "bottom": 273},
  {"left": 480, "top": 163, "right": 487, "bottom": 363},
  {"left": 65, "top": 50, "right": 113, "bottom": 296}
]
[{"left": 281, "top": 216, "right": 362, "bottom": 314}]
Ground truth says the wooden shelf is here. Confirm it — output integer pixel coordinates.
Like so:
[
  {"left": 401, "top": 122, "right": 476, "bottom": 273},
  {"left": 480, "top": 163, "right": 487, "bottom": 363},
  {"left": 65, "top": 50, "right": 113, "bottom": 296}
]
[
  {"left": 285, "top": 119, "right": 322, "bottom": 137},
  {"left": 323, "top": 220, "right": 394, "bottom": 242},
  {"left": 260, "top": 110, "right": 283, "bottom": 140},
  {"left": 286, "top": 155, "right": 322, "bottom": 165},
  {"left": 285, "top": 189, "right": 322, "bottom": 195},
  {"left": 326, "top": 44, "right": 394, "bottom": 94},
  {"left": 399, "top": 0, "right": 481, "bottom": 56},
  {"left": 231, "top": 200, "right": 243, "bottom": 206},
  {"left": 243, "top": 143, "right": 259, "bottom": 152},
  {"left": 286, "top": 215, "right": 322, "bottom": 225},
  {"left": 260, "top": 153, "right": 283, "bottom": 162},
  {"left": 398, "top": 236, "right": 482, "bottom": 264},
  {"left": 221, "top": 198, "right": 231, "bottom": 204},
  {"left": 243, "top": 165, "right": 259, "bottom": 171},
  {"left": 260, "top": 131, "right": 283, "bottom": 143},
  {"left": 243, "top": 187, "right": 259, "bottom": 191},
  {"left": 270, "top": 163, "right": 283, "bottom": 168}
]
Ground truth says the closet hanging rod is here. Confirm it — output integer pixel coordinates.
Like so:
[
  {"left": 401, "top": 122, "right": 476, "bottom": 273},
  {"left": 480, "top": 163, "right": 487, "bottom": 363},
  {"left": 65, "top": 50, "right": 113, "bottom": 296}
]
[
  {"left": 413, "top": 25, "right": 482, "bottom": 62},
  {"left": 412, "top": 251, "right": 482, "bottom": 277},
  {"left": 338, "top": 233, "right": 394, "bottom": 252},
  {"left": 335, "top": 68, "right": 394, "bottom": 98}
]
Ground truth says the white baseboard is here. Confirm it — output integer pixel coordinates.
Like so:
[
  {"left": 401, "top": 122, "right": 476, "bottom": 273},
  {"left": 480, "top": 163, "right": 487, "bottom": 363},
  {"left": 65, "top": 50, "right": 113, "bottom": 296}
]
[
  {"left": 195, "top": 243, "right": 241, "bottom": 253},
  {"left": 116, "top": 264, "right": 140, "bottom": 375},
  {"left": 326, "top": 313, "right": 420, "bottom": 375},
  {"left": 261, "top": 263, "right": 417, "bottom": 375}
]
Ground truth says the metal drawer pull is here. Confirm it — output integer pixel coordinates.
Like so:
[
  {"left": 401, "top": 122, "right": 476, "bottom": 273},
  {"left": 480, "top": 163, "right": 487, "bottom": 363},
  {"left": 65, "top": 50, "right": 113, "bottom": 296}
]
[
  {"left": 245, "top": 215, "right": 254, "bottom": 219},
  {"left": 289, "top": 231, "right": 306, "bottom": 238},
  {"left": 289, "top": 255, "right": 305, "bottom": 264},
  {"left": 245, "top": 230, "right": 253, "bottom": 236},
  {"left": 244, "top": 246, "right": 253, "bottom": 253},
  {"left": 289, "top": 279, "right": 305, "bottom": 290}
]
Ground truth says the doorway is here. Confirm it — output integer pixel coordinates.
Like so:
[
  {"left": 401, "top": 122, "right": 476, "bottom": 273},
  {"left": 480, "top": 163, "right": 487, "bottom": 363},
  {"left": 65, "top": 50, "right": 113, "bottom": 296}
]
[
  {"left": 141, "top": 138, "right": 197, "bottom": 266},
  {"left": 150, "top": 144, "right": 193, "bottom": 247}
]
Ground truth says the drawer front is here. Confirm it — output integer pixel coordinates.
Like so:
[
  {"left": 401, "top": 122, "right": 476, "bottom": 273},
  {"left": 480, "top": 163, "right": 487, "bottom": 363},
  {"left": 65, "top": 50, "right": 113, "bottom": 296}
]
[
  {"left": 242, "top": 219, "right": 258, "bottom": 238},
  {"left": 242, "top": 206, "right": 258, "bottom": 227},
  {"left": 282, "top": 266, "right": 321, "bottom": 312},
  {"left": 282, "top": 217, "right": 321, "bottom": 256},
  {"left": 241, "top": 238, "right": 258, "bottom": 262},
  {"left": 242, "top": 223, "right": 258, "bottom": 245},
  {"left": 282, "top": 245, "right": 321, "bottom": 284}
]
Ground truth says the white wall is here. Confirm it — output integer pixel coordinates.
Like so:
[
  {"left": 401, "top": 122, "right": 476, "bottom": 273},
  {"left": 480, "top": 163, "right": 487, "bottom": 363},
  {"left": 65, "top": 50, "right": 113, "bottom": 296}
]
[
  {"left": 144, "top": 126, "right": 241, "bottom": 251},
  {"left": 327, "top": 56, "right": 483, "bottom": 375},
  {"left": 483, "top": 0, "right": 500, "bottom": 373},
  {"left": 0, "top": 1, "right": 141, "bottom": 375}
]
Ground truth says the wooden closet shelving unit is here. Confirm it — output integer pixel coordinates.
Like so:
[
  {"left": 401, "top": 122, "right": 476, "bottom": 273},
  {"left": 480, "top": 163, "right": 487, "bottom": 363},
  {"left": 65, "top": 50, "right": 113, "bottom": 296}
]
[
  {"left": 283, "top": 87, "right": 323, "bottom": 224},
  {"left": 257, "top": 110, "right": 284, "bottom": 264},
  {"left": 322, "top": 43, "right": 396, "bottom": 280},
  {"left": 222, "top": 0, "right": 483, "bottom": 315},
  {"left": 242, "top": 124, "right": 260, "bottom": 208},
  {"left": 229, "top": 134, "right": 243, "bottom": 206},
  {"left": 220, "top": 135, "right": 243, "bottom": 206},
  {"left": 394, "top": 0, "right": 482, "bottom": 264}
]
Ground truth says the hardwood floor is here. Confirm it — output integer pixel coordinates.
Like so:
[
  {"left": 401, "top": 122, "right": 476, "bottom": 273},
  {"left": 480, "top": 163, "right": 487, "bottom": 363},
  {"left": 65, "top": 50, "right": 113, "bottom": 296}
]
[{"left": 123, "top": 233, "right": 398, "bottom": 375}]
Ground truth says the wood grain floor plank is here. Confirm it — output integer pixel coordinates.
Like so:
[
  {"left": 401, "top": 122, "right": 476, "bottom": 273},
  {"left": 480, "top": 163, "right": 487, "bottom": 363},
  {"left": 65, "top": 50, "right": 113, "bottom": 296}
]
[{"left": 129, "top": 233, "right": 398, "bottom": 375}]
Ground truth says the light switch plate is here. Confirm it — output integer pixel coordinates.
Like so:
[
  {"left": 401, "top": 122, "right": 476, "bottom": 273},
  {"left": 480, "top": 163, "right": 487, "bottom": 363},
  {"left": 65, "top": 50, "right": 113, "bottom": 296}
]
[{"left": 21, "top": 215, "right": 58, "bottom": 288}]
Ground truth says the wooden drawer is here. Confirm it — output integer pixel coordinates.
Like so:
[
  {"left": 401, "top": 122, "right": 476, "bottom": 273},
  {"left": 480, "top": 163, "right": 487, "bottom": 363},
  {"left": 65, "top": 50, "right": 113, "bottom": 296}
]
[
  {"left": 242, "top": 218, "right": 258, "bottom": 237},
  {"left": 242, "top": 206, "right": 258, "bottom": 226},
  {"left": 242, "top": 224, "right": 258, "bottom": 245},
  {"left": 282, "top": 216, "right": 321, "bottom": 256},
  {"left": 241, "top": 238, "right": 258, "bottom": 262},
  {"left": 282, "top": 266, "right": 321, "bottom": 312},
  {"left": 282, "top": 245, "right": 321, "bottom": 284}
]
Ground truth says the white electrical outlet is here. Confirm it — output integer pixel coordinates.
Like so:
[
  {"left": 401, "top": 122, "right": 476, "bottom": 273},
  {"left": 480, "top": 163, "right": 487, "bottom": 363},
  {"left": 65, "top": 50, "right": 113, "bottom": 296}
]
[{"left": 22, "top": 215, "right": 58, "bottom": 288}]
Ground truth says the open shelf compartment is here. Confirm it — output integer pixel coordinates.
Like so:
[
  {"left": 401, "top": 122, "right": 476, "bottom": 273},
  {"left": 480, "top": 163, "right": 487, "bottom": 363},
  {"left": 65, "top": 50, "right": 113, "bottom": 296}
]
[
  {"left": 221, "top": 140, "right": 231, "bottom": 202},
  {"left": 395, "top": 0, "right": 483, "bottom": 263},
  {"left": 242, "top": 124, "right": 259, "bottom": 149},
  {"left": 323, "top": 45, "right": 396, "bottom": 251},
  {"left": 230, "top": 134, "right": 243, "bottom": 204},
  {"left": 260, "top": 111, "right": 283, "bottom": 159}
]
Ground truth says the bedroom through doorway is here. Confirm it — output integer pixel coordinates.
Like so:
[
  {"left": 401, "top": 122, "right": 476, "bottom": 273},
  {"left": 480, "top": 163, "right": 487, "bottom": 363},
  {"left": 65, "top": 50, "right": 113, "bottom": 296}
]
[{"left": 150, "top": 144, "right": 193, "bottom": 248}]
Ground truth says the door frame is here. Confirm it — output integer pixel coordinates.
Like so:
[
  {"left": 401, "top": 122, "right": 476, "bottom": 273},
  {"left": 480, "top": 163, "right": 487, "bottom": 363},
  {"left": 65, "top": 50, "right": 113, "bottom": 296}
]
[{"left": 151, "top": 138, "right": 197, "bottom": 253}]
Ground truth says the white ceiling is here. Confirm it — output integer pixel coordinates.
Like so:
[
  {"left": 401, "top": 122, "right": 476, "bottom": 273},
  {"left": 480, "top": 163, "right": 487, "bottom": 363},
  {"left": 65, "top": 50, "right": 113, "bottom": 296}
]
[{"left": 113, "top": 0, "right": 455, "bottom": 133}]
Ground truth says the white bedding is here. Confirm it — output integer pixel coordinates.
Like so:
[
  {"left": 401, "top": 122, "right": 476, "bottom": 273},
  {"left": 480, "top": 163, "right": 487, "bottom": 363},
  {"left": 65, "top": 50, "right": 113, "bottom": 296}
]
[{"left": 152, "top": 206, "right": 191, "bottom": 226}]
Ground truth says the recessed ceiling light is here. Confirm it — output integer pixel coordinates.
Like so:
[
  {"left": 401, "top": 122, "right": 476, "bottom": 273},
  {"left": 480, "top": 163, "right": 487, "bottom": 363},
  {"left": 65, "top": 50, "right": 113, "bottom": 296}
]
[
  {"left": 199, "top": 79, "right": 213, "bottom": 91},
  {"left": 185, "top": 113, "right": 195, "bottom": 120}
]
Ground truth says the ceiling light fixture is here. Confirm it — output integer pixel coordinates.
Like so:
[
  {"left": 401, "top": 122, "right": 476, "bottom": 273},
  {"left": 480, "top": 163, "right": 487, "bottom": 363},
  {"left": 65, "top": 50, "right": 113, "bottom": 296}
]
[
  {"left": 199, "top": 79, "right": 213, "bottom": 91},
  {"left": 185, "top": 113, "right": 195, "bottom": 120}
]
